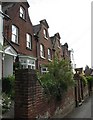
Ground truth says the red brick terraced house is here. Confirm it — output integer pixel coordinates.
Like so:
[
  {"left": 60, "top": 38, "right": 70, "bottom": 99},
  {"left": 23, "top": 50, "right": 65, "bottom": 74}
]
[
  {"left": 2, "top": 1, "right": 72, "bottom": 76},
  {"left": 61, "top": 43, "right": 75, "bottom": 73},
  {"left": 50, "top": 32, "right": 63, "bottom": 60},
  {"left": 33, "top": 19, "right": 53, "bottom": 73},
  {"left": 0, "top": 2, "right": 18, "bottom": 78},
  {"left": 61, "top": 43, "right": 71, "bottom": 61},
  {"left": 2, "top": 2, "right": 37, "bottom": 75}
]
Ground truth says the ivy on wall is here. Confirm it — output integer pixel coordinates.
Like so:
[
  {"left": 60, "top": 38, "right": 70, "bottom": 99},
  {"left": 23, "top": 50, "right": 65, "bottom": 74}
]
[
  {"left": 86, "top": 76, "right": 93, "bottom": 82},
  {"left": 80, "top": 74, "right": 87, "bottom": 86}
]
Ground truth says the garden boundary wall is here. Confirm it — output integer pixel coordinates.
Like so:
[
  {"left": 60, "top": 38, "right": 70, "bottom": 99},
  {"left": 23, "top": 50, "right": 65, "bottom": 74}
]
[{"left": 14, "top": 69, "right": 75, "bottom": 118}]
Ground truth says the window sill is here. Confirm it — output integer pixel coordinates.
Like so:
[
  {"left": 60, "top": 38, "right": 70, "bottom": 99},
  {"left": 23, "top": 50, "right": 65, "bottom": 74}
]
[
  {"left": 57, "top": 46, "right": 61, "bottom": 49},
  {"left": 48, "top": 59, "right": 52, "bottom": 62},
  {"left": 44, "top": 36, "right": 48, "bottom": 40},
  {"left": 19, "top": 17, "right": 26, "bottom": 22},
  {"left": 11, "top": 41, "right": 20, "bottom": 46},
  {"left": 40, "top": 56, "right": 46, "bottom": 59},
  {"left": 26, "top": 47, "right": 32, "bottom": 51}
]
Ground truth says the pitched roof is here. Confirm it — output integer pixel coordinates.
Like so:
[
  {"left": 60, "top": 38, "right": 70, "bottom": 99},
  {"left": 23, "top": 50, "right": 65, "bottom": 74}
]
[
  {"left": 33, "top": 19, "right": 49, "bottom": 36},
  {"left": 2, "top": 1, "right": 30, "bottom": 12},
  {"left": 40, "top": 19, "right": 49, "bottom": 28},
  {"left": 33, "top": 24, "right": 41, "bottom": 35},
  {"left": 54, "top": 33, "right": 61, "bottom": 39},
  {"left": 50, "top": 36, "right": 56, "bottom": 48},
  {"left": 50, "top": 33, "right": 61, "bottom": 49}
]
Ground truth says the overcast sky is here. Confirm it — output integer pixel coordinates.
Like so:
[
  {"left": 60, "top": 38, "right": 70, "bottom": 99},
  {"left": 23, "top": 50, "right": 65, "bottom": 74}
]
[{"left": 28, "top": 0, "right": 91, "bottom": 69}]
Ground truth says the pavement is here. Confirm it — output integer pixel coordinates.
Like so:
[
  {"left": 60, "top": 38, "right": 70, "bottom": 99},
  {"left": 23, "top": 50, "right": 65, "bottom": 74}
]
[
  {"left": 1, "top": 94, "right": 93, "bottom": 119},
  {"left": 52, "top": 95, "right": 92, "bottom": 119},
  {"left": 64, "top": 96, "right": 92, "bottom": 118}
]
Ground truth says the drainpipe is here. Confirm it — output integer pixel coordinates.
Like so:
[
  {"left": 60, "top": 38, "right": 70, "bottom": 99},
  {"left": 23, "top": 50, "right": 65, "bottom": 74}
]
[
  {"left": 0, "top": 2, "right": 3, "bottom": 79},
  {"left": 2, "top": 53, "right": 4, "bottom": 80},
  {"left": 2, "top": 52, "right": 5, "bottom": 79},
  {"left": 34, "top": 35, "right": 39, "bottom": 69}
]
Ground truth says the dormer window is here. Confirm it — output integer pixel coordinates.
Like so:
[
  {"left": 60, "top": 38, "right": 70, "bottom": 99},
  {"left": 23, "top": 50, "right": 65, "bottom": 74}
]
[
  {"left": 43, "top": 28, "right": 48, "bottom": 39},
  {"left": 20, "top": 6, "right": 25, "bottom": 19}
]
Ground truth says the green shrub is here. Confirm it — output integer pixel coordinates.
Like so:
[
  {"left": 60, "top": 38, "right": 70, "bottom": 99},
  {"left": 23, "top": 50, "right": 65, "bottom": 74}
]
[
  {"left": 86, "top": 76, "right": 93, "bottom": 82},
  {"left": 37, "top": 58, "right": 74, "bottom": 101},
  {"left": 80, "top": 75, "right": 87, "bottom": 86},
  {"left": 2, "top": 75, "right": 15, "bottom": 99},
  {"left": 2, "top": 93, "right": 12, "bottom": 114}
]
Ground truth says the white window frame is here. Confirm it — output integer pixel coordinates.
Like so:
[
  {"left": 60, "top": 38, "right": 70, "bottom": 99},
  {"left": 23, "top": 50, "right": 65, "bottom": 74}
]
[
  {"left": 20, "top": 6, "right": 25, "bottom": 19},
  {"left": 43, "top": 28, "right": 48, "bottom": 39},
  {"left": 20, "top": 58, "right": 36, "bottom": 70},
  {"left": 41, "top": 67, "right": 49, "bottom": 74},
  {"left": 12, "top": 25, "right": 18, "bottom": 44},
  {"left": 26, "top": 33, "right": 32, "bottom": 49},
  {"left": 40, "top": 44, "right": 45, "bottom": 59},
  {"left": 57, "top": 39, "right": 61, "bottom": 49},
  {"left": 48, "top": 48, "right": 52, "bottom": 60}
]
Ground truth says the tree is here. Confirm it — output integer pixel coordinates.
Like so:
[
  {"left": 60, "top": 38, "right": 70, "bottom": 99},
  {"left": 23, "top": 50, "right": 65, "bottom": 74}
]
[{"left": 37, "top": 58, "right": 74, "bottom": 100}]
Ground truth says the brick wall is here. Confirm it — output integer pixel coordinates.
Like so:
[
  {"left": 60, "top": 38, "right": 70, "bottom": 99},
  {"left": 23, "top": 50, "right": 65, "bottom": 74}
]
[
  {"left": 15, "top": 69, "right": 75, "bottom": 118},
  {"left": 50, "top": 33, "right": 63, "bottom": 61},
  {"left": 38, "top": 23, "right": 53, "bottom": 68},
  {"left": 3, "top": 2, "right": 37, "bottom": 58},
  {"left": 83, "top": 85, "right": 88, "bottom": 99}
]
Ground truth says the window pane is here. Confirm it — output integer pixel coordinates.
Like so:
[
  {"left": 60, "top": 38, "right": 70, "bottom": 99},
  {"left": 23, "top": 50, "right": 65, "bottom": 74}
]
[
  {"left": 26, "top": 33, "right": 32, "bottom": 49},
  {"left": 12, "top": 35, "right": 15, "bottom": 43},
  {"left": 20, "top": 7, "right": 23, "bottom": 14},
  {"left": 43, "top": 29, "right": 48, "bottom": 38},
  {"left": 48, "top": 49, "right": 51, "bottom": 60},
  {"left": 20, "top": 6, "right": 25, "bottom": 19},
  {"left": 12, "top": 25, "right": 18, "bottom": 43},
  {"left": 41, "top": 67, "right": 48, "bottom": 74},
  {"left": 40, "top": 44, "right": 44, "bottom": 57},
  {"left": 12, "top": 25, "right": 16, "bottom": 34},
  {"left": 32, "top": 66, "right": 35, "bottom": 69},
  {"left": 28, "top": 65, "right": 31, "bottom": 69}
]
